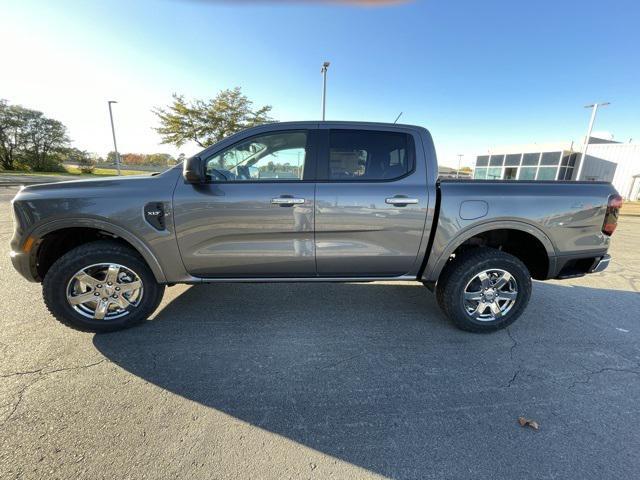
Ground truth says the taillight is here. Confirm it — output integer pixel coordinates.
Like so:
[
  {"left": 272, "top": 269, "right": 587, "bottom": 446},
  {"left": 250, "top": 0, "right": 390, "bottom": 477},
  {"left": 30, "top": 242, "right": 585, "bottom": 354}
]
[{"left": 602, "top": 194, "right": 623, "bottom": 236}]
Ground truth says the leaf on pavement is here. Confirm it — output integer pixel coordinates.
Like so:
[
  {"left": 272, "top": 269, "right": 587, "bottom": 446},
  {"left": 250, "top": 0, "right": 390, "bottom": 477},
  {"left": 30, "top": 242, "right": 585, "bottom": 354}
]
[{"left": 518, "top": 416, "right": 540, "bottom": 430}]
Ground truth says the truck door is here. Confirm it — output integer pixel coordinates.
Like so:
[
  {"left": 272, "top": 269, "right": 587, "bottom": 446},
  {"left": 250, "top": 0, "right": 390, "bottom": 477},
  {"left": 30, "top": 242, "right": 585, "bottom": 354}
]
[
  {"left": 173, "top": 129, "right": 317, "bottom": 277},
  {"left": 315, "top": 127, "right": 429, "bottom": 276}
]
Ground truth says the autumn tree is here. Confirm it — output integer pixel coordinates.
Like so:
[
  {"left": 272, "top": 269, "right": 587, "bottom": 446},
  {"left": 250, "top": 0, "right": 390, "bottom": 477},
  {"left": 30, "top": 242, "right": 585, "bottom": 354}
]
[{"left": 153, "top": 87, "right": 273, "bottom": 148}]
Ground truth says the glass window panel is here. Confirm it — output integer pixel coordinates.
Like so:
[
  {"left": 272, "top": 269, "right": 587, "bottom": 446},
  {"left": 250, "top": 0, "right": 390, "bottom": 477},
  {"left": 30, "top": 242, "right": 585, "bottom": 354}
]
[
  {"left": 563, "top": 167, "right": 574, "bottom": 180},
  {"left": 522, "top": 153, "right": 540, "bottom": 166},
  {"left": 505, "top": 154, "right": 521, "bottom": 166},
  {"left": 561, "top": 154, "right": 570, "bottom": 167},
  {"left": 487, "top": 167, "right": 502, "bottom": 180},
  {"left": 476, "top": 155, "right": 489, "bottom": 167},
  {"left": 519, "top": 167, "right": 537, "bottom": 180},
  {"left": 558, "top": 167, "right": 567, "bottom": 179},
  {"left": 489, "top": 155, "right": 505, "bottom": 166},
  {"left": 569, "top": 153, "right": 578, "bottom": 167},
  {"left": 536, "top": 167, "right": 558, "bottom": 180},
  {"left": 328, "top": 130, "right": 410, "bottom": 180},
  {"left": 206, "top": 131, "right": 307, "bottom": 181},
  {"left": 541, "top": 151, "right": 561, "bottom": 166},
  {"left": 504, "top": 167, "right": 518, "bottom": 180},
  {"left": 474, "top": 168, "right": 487, "bottom": 179}
]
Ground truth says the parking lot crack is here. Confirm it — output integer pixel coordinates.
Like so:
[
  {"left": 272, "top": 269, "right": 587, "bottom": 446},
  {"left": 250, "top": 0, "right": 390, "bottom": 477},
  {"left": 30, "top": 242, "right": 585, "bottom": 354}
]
[
  {"left": 568, "top": 366, "right": 640, "bottom": 389},
  {"left": 503, "top": 327, "right": 521, "bottom": 387},
  {"left": 1, "top": 359, "right": 107, "bottom": 379},
  {"left": 0, "top": 377, "right": 42, "bottom": 426}
]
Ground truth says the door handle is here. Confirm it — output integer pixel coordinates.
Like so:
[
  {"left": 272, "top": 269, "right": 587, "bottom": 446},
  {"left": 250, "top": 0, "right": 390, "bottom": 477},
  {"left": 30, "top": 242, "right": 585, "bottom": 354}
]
[
  {"left": 385, "top": 196, "right": 418, "bottom": 206},
  {"left": 271, "top": 197, "right": 305, "bottom": 206}
]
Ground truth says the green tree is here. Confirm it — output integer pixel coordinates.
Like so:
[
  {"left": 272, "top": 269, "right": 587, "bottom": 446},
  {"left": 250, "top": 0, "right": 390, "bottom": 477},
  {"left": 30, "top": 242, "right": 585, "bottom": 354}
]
[
  {"left": 153, "top": 87, "right": 274, "bottom": 148},
  {"left": 22, "top": 111, "right": 69, "bottom": 171},
  {"left": 146, "top": 153, "right": 175, "bottom": 166},
  {"left": 65, "top": 147, "right": 95, "bottom": 173},
  {"left": 0, "top": 100, "right": 70, "bottom": 171},
  {"left": 0, "top": 100, "right": 29, "bottom": 170}
]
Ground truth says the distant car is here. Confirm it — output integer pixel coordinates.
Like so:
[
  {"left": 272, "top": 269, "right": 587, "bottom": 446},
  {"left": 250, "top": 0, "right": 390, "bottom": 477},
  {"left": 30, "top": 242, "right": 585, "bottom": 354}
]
[{"left": 9, "top": 121, "right": 621, "bottom": 333}]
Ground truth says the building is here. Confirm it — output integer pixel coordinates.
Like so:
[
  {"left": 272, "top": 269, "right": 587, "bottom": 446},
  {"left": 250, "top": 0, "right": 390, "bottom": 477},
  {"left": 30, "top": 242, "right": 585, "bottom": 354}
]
[
  {"left": 472, "top": 138, "right": 640, "bottom": 199},
  {"left": 438, "top": 165, "right": 472, "bottom": 179}
]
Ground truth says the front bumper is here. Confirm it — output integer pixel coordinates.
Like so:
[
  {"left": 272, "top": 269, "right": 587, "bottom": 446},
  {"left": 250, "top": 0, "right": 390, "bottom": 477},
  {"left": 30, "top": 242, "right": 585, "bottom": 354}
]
[{"left": 9, "top": 250, "right": 38, "bottom": 282}]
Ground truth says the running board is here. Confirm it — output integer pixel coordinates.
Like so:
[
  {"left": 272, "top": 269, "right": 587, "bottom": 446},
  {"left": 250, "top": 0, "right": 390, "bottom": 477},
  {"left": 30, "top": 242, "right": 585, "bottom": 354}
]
[{"left": 189, "top": 275, "right": 418, "bottom": 284}]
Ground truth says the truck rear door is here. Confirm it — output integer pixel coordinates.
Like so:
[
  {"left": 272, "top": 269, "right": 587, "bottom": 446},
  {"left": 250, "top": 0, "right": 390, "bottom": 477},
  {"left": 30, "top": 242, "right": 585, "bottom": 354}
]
[{"left": 314, "top": 126, "right": 430, "bottom": 276}]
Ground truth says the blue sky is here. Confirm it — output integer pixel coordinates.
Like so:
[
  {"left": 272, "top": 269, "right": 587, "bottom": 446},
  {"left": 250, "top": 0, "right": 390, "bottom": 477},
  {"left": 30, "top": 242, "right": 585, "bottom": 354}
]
[{"left": 1, "top": 0, "right": 638, "bottom": 167}]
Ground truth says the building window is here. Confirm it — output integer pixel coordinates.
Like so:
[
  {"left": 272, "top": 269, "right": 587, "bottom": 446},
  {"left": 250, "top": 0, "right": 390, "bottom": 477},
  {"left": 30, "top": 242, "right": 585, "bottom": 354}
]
[
  {"left": 540, "top": 151, "right": 562, "bottom": 166},
  {"left": 522, "top": 153, "right": 540, "bottom": 166},
  {"left": 489, "top": 155, "right": 505, "bottom": 166},
  {"left": 476, "top": 155, "right": 489, "bottom": 167},
  {"left": 504, "top": 167, "right": 518, "bottom": 179},
  {"left": 487, "top": 167, "right": 502, "bottom": 179},
  {"left": 474, "top": 167, "right": 487, "bottom": 179},
  {"left": 536, "top": 167, "right": 558, "bottom": 180},
  {"left": 519, "top": 167, "right": 537, "bottom": 180},
  {"left": 505, "top": 154, "right": 521, "bottom": 167}
]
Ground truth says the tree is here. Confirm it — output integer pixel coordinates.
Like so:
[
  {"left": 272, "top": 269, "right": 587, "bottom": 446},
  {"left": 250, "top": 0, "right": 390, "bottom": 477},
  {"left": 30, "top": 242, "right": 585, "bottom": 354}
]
[
  {"left": 121, "top": 153, "right": 146, "bottom": 166},
  {"left": 0, "top": 100, "right": 69, "bottom": 171},
  {"left": 106, "top": 151, "right": 118, "bottom": 165},
  {"left": 65, "top": 147, "right": 95, "bottom": 173},
  {"left": 22, "top": 111, "right": 69, "bottom": 171},
  {"left": 153, "top": 87, "right": 274, "bottom": 148},
  {"left": 0, "top": 100, "right": 29, "bottom": 170},
  {"left": 146, "top": 153, "right": 175, "bottom": 166}
]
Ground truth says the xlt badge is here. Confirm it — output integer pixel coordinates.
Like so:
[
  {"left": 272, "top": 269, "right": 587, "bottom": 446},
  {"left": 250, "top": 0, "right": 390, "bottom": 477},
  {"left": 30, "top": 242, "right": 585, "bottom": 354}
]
[{"left": 144, "top": 202, "right": 166, "bottom": 230}]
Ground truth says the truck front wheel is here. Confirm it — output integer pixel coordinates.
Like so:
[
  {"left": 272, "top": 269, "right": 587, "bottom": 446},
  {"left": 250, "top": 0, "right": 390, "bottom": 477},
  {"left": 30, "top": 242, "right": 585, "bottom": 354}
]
[
  {"left": 42, "top": 241, "right": 165, "bottom": 332},
  {"left": 436, "top": 248, "right": 532, "bottom": 332}
]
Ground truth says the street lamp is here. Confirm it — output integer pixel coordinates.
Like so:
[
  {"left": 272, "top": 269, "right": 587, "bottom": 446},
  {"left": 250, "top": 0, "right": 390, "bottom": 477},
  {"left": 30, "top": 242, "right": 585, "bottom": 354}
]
[
  {"left": 321, "top": 61, "right": 330, "bottom": 121},
  {"left": 456, "top": 154, "right": 463, "bottom": 178},
  {"left": 576, "top": 102, "right": 610, "bottom": 180},
  {"left": 107, "top": 100, "right": 121, "bottom": 176}
]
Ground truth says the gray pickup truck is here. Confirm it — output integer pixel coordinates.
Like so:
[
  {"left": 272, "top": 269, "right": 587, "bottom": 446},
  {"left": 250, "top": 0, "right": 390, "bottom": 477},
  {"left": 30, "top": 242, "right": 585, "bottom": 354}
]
[{"left": 10, "top": 121, "right": 621, "bottom": 333}]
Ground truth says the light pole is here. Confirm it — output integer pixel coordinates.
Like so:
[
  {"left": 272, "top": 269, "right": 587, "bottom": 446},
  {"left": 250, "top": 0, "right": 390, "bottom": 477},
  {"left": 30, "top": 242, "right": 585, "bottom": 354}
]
[
  {"left": 576, "top": 102, "right": 610, "bottom": 180},
  {"left": 107, "top": 100, "right": 121, "bottom": 176},
  {"left": 456, "top": 154, "right": 463, "bottom": 178},
  {"left": 321, "top": 61, "right": 330, "bottom": 121}
]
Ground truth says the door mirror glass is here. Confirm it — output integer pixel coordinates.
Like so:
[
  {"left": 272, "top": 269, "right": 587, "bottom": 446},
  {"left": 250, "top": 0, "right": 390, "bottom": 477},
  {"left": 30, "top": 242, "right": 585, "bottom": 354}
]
[{"left": 183, "top": 156, "right": 205, "bottom": 184}]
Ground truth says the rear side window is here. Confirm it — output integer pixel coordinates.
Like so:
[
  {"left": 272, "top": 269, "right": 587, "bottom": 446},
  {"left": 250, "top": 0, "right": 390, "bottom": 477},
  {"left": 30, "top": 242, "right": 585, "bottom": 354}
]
[{"left": 328, "top": 130, "right": 413, "bottom": 181}]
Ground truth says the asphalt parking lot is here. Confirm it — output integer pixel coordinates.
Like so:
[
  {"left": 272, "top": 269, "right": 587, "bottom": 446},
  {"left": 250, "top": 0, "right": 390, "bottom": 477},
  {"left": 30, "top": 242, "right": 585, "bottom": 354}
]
[{"left": 1, "top": 185, "right": 639, "bottom": 480}]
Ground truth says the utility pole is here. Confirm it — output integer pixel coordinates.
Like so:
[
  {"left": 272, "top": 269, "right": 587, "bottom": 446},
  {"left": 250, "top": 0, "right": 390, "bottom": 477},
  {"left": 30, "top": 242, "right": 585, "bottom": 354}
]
[
  {"left": 107, "top": 100, "right": 121, "bottom": 176},
  {"left": 456, "top": 154, "right": 463, "bottom": 178},
  {"left": 577, "top": 102, "right": 610, "bottom": 180},
  {"left": 321, "top": 61, "right": 330, "bottom": 121}
]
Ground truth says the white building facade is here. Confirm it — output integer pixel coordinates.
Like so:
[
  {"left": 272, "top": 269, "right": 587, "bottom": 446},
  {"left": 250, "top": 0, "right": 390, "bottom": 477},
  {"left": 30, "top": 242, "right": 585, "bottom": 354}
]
[{"left": 473, "top": 140, "right": 640, "bottom": 200}]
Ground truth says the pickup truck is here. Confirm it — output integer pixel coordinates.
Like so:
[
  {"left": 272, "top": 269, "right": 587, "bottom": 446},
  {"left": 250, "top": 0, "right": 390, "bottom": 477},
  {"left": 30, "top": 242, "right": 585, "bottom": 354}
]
[{"left": 9, "top": 121, "right": 621, "bottom": 333}]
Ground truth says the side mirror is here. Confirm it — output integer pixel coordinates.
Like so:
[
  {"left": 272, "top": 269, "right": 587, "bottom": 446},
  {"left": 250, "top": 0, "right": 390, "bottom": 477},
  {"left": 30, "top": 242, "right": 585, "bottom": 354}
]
[{"left": 183, "top": 156, "right": 205, "bottom": 184}]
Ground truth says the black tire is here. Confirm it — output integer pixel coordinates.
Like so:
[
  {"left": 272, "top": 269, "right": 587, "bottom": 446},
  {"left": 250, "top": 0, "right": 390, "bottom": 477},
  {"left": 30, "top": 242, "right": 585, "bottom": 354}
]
[
  {"left": 43, "top": 240, "right": 165, "bottom": 332},
  {"left": 436, "top": 248, "right": 532, "bottom": 333}
]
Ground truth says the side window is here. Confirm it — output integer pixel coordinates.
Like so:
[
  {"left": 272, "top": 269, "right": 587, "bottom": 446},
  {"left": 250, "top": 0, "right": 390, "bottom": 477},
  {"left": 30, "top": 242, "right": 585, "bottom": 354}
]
[
  {"left": 205, "top": 131, "right": 307, "bottom": 182},
  {"left": 328, "top": 130, "right": 412, "bottom": 181}
]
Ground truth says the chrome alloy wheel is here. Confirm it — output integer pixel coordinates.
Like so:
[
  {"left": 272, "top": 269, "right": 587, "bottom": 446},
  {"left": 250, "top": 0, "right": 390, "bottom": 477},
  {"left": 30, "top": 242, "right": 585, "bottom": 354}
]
[
  {"left": 463, "top": 269, "right": 518, "bottom": 321},
  {"left": 66, "top": 263, "right": 144, "bottom": 320}
]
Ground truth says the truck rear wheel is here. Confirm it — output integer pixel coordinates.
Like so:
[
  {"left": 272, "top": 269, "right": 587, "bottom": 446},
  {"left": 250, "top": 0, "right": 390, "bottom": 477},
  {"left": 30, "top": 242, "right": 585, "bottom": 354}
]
[
  {"left": 42, "top": 241, "right": 165, "bottom": 332},
  {"left": 436, "top": 248, "right": 532, "bottom": 332}
]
